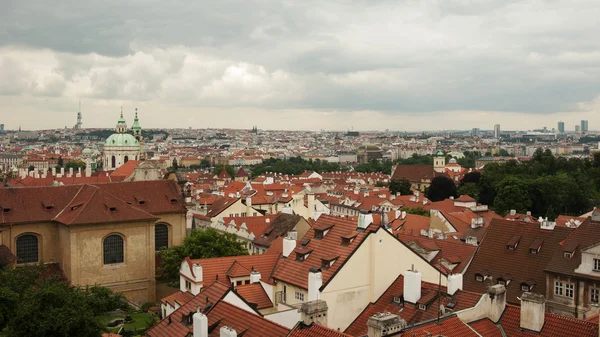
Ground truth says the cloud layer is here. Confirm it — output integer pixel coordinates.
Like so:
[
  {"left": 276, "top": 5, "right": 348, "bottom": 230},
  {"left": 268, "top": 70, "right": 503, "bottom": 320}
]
[{"left": 1, "top": 0, "right": 600, "bottom": 130}]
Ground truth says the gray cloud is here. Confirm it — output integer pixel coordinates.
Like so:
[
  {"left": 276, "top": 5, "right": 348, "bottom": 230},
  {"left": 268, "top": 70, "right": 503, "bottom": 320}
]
[{"left": 0, "top": 0, "right": 600, "bottom": 130}]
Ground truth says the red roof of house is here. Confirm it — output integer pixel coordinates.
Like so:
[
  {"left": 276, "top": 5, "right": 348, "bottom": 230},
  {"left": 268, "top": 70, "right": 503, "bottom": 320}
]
[
  {"left": 235, "top": 167, "right": 248, "bottom": 177},
  {"left": 497, "top": 304, "right": 598, "bottom": 336},
  {"left": 344, "top": 274, "right": 482, "bottom": 336},
  {"left": 217, "top": 168, "right": 231, "bottom": 179},
  {"left": 289, "top": 322, "right": 353, "bottom": 337},
  {"left": 272, "top": 214, "right": 374, "bottom": 290},
  {"left": 391, "top": 165, "right": 440, "bottom": 182},
  {"left": 463, "top": 219, "right": 573, "bottom": 305},
  {"left": 234, "top": 283, "right": 272, "bottom": 309},
  {"left": 110, "top": 160, "right": 140, "bottom": 178},
  {"left": 401, "top": 315, "right": 480, "bottom": 337},
  {"left": 205, "top": 197, "right": 239, "bottom": 217},
  {"left": 469, "top": 318, "right": 504, "bottom": 337},
  {"left": 398, "top": 233, "right": 477, "bottom": 274},
  {"left": 161, "top": 291, "right": 195, "bottom": 308},
  {"left": 0, "top": 244, "right": 17, "bottom": 265},
  {"left": 184, "top": 254, "right": 280, "bottom": 285}
]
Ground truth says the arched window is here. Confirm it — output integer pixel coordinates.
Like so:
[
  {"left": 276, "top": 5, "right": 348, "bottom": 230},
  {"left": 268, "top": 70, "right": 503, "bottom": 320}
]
[
  {"left": 16, "top": 234, "right": 38, "bottom": 263},
  {"left": 103, "top": 234, "right": 124, "bottom": 264},
  {"left": 111, "top": 156, "right": 116, "bottom": 168},
  {"left": 124, "top": 155, "right": 129, "bottom": 163},
  {"left": 155, "top": 224, "right": 169, "bottom": 251}
]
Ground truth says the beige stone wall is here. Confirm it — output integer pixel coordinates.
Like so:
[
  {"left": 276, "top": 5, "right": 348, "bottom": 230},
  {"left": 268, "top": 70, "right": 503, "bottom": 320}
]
[
  {"left": 155, "top": 212, "right": 187, "bottom": 247},
  {"left": 4, "top": 222, "right": 59, "bottom": 263},
  {"left": 68, "top": 220, "right": 156, "bottom": 303}
]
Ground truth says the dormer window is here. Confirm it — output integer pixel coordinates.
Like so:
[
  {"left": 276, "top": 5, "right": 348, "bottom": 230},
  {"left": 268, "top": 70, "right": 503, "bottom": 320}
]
[
  {"left": 393, "top": 296, "right": 404, "bottom": 305},
  {"left": 295, "top": 248, "right": 312, "bottom": 262},
  {"left": 418, "top": 304, "right": 427, "bottom": 311},
  {"left": 341, "top": 232, "right": 358, "bottom": 247},
  {"left": 521, "top": 284, "right": 532, "bottom": 291},
  {"left": 314, "top": 230, "right": 324, "bottom": 240},
  {"left": 321, "top": 255, "right": 339, "bottom": 269},
  {"left": 498, "top": 279, "right": 507, "bottom": 286},
  {"left": 564, "top": 252, "right": 573, "bottom": 259},
  {"left": 109, "top": 207, "right": 117, "bottom": 212},
  {"left": 42, "top": 201, "right": 55, "bottom": 210},
  {"left": 507, "top": 235, "right": 521, "bottom": 250},
  {"left": 529, "top": 239, "right": 543, "bottom": 254},
  {"left": 475, "top": 274, "right": 484, "bottom": 282},
  {"left": 71, "top": 204, "right": 83, "bottom": 211}
]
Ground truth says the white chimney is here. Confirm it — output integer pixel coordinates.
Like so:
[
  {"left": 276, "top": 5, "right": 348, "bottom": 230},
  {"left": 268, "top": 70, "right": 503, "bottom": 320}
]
[
  {"left": 447, "top": 273, "right": 463, "bottom": 295},
  {"left": 308, "top": 268, "right": 322, "bottom": 301},
  {"left": 358, "top": 213, "right": 373, "bottom": 230},
  {"left": 52, "top": 167, "right": 56, "bottom": 176},
  {"left": 283, "top": 237, "right": 296, "bottom": 258},
  {"left": 60, "top": 167, "right": 65, "bottom": 176},
  {"left": 193, "top": 263, "right": 203, "bottom": 283},
  {"left": 69, "top": 167, "right": 73, "bottom": 177},
  {"left": 246, "top": 197, "right": 252, "bottom": 216},
  {"left": 402, "top": 211, "right": 407, "bottom": 220},
  {"left": 403, "top": 267, "right": 422, "bottom": 304},
  {"left": 308, "top": 194, "right": 316, "bottom": 219},
  {"left": 520, "top": 292, "right": 545, "bottom": 333},
  {"left": 193, "top": 311, "right": 208, "bottom": 337},
  {"left": 510, "top": 209, "right": 516, "bottom": 216},
  {"left": 77, "top": 167, "right": 82, "bottom": 177},
  {"left": 219, "top": 326, "right": 237, "bottom": 337},
  {"left": 250, "top": 270, "right": 261, "bottom": 284}
]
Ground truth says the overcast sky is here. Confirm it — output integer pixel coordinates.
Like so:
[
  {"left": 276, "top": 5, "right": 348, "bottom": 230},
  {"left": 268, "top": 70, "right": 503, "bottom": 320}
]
[{"left": 1, "top": 0, "right": 599, "bottom": 131}]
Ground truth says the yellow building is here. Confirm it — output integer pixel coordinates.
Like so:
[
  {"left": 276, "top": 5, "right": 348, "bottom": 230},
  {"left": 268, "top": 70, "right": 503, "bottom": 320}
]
[{"left": 0, "top": 180, "right": 187, "bottom": 304}]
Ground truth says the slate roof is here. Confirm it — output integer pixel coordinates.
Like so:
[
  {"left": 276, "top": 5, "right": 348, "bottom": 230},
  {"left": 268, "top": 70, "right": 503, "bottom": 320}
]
[
  {"left": 462, "top": 219, "right": 573, "bottom": 305},
  {"left": 545, "top": 219, "right": 600, "bottom": 281}
]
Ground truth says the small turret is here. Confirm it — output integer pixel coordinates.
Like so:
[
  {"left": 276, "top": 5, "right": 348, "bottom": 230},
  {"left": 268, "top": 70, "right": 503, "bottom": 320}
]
[{"left": 132, "top": 108, "right": 142, "bottom": 137}]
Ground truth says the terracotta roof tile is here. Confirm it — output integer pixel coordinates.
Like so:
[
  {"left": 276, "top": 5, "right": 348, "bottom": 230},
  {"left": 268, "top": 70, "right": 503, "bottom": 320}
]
[
  {"left": 0, "top": 244, "right": 17, "bottom": 265},
  {"left": 463, "top": 219, "right": 573, "bottom": 305},
  {"left": 185, "top": 254, "right": 280, "bottom": 285},
  {"left": 499, "top": 305, "right": 598, "bottom": 337},
  {"left": 289, "top": 322, "right": 353, "bottom": 337},
  {"left": 401, "top": 315, "right": 480, "bottom": 337},
  {"left": 469, "top": 318, "right": 503, "bottom": 337},
  {"left": 234, "top": 283, "right": 273, "bottom": 309}
]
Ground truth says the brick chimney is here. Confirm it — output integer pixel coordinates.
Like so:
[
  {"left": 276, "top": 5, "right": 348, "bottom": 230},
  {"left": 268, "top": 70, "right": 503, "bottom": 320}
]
[
  {"left": 520, "top": 292, "right": 545, "bottom": 333},
  {"left": 367, "top": 312, "right": 406, "bottom": 337}
]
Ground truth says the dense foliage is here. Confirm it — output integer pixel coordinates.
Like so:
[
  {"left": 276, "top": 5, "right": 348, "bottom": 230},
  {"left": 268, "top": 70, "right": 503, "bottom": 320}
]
[
  {"left": 157, "top": 228, "right": 249, "bottom": 287},
  {"left": 389, "top": 179, "right": 412, "bottom": 195},
  {"left": 0, "top": 264, "right": 128, "bottom": 336},
  {"left": 250, "top": 157, "right": 347, "bottom": 177},
  {"left": 426, "top": 176, "right": 457, "bottom": 202},
  {"left": 400, "top": 206, "right": 430, "bottom": 217},
  {"left": 471, "top": 149, "right": 598, "bottom": 217}
]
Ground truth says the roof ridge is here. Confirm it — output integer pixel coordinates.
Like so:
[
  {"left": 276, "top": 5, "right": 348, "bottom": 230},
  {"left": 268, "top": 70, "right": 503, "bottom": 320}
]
[
  {"left": 52, "top": 184, "right": 88, "bottom": 222},
  {"left": 67, "top": 185, "right": 98, "bottom": 224}
]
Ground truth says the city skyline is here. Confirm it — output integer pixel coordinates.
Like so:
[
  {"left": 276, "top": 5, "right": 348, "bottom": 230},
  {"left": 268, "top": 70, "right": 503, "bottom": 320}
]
[{"left": 0, "top": 1, "right": 599, "bottom": 131}]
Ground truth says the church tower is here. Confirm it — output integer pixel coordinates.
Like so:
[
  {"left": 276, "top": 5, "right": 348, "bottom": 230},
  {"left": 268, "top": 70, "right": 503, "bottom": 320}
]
[
  {"left": 132, "top": 108, "right": 142, "bottom": 138},
  {"left": 116, "top": 107, "right": 128, "bottom": 133},
  {"left": 433, "top": 150, "right": 446, "bottom": 173}
]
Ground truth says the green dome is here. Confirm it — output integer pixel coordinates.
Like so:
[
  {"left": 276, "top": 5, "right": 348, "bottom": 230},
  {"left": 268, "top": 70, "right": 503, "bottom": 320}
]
[
  {"left": 105, "top": 133, "right": 139, "bottom": 147},
  {"left": 436, "top": 150, "right": 444, "bottom": 157},
  {"left": 82, "top": 148, "right": 93, "bottom": 155}
]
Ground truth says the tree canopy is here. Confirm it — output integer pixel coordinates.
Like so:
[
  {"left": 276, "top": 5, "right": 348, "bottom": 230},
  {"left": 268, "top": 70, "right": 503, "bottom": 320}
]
[
  {"left": 426, "top": 176, "right": 457, "bottom": 202},
  {"left": 0, "top": 264, "right": 128, "bottom": 336},
  {"left": 157, "top": 228, "right": 249, "bottom": 286},
  {"left": 250, "top": 157, "right": 346, "bottom": 177},
  {"left": 389, "top": 179, "right": 412, "bottom": 196}
]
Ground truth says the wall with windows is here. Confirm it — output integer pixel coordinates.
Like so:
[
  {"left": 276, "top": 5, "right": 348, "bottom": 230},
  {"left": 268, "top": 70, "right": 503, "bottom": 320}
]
[
  {"left": 1, "top": 222, "right": 59, "bottom": 265},
  {"left": 68, "top": 220, "right": 157, "bottom": 303},
  {"left": 546, "top": 273, "right": 600, "bottom": 319}
]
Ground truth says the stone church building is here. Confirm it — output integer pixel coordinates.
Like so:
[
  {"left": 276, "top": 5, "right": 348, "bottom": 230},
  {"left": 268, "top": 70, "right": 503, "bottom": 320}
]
[{"left": 0, "top": 180, "right": 187, "bottom": 303}]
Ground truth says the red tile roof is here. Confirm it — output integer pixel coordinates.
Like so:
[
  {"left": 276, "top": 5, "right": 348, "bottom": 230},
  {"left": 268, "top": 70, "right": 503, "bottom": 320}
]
[
  {"left": 234, "top": 283, "right": 273, "bottom": 309},
  {"left": 401, "top": 315, "right": 480, "bottom": 337},
  {"left": 110, "top": 160, "right": 140, "bottom": 178},
  {"left": 253, "top": 213, "right": 305, "bottom": 249},
  {"left": 0, "top": 244, "right": 17, "bottom": 265},
  {"left": 546, "top": 219, "right": 600, "bottom": 281},
  {"left": 161, "top": 291, "right": 195, "bottom": 308},
  {"left": 498, "top": 305, "right": 598, "bottom": 337},
  {"left": 289, "top": 322, "right": 353, "bottom": 337},
  {"left": 184, "top": 254, "right": 280, "bottom": 285},
  {"left": 469, "top": 318, "right": 503, "bottom": 337},
  {"left": 463, "top": 219, "right": 573, "bottom": 305},
  {"left": 272, "top": 214, "right": 374, "bottom": 290},
  {"left": 206, "top": 197, "right": 239, "bottom": 217},
  {"left": 391, "top": 165, "right": 440, "bottom": 182},
  {"left": 344, "top": 274, "right": 482, "bottom": 336},
  {"left": 398, "top": 234, "right": 477, "bottom": 274}
]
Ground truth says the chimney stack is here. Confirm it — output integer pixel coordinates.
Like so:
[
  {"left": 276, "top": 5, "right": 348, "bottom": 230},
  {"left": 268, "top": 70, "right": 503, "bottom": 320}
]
[
  {"left": 246, "top": 197, "right": 252, "bottom": 216},
  {"left": 300, "top": 300, "right": 328, "bottom": 326},
  {"left": 283, "top": 236, "right": 296, "bottom": 258},
  {"left": 307, "top": 194, "right": 316, "bottom": 219},
  {"left": 520, "top": 292, "right": 545, "bottom": 333},
  {"left": 403, "top": 267, "right": 422, "bottom": 304},
  {"left": 308, "top": 268, "right": 322, "bottom": 302},
  {"left": 447, "top": 273, "right": 463, "bottom": 295},
  {"left": 367, "top": 312, "right": 406, "bottom": 337},
  {"left": 250, "top": 270, "right": 261, "bottom": 284},
  {"left": 193, "top": 310, "right": 208, "bottom": 337},
  {"left": 219, "top": 326, "right": 237, "bottom": 337},
  {"left": 358, "top": 212, "right": 373, "bottom": 230}
]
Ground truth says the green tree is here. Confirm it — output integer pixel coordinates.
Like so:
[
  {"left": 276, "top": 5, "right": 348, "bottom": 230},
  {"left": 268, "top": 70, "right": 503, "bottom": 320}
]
[
  {"left": 457, "top": 182, "right": 479, "bottom": 200},
  {"left": 426, "top": 176, "right": 456, "bottom": 202},
  {"left": 200, "top": 159, "right": 211, "bottom": 169},
  {"left": 212, "top": 164, "right": 236, "bottom": 179},
  {"left": 389, "top": 179, "right": 412, "bottom": 195},
  {"left": 157, "top": 228, "right": 248, "bottom": 286},
  {"left": 57, "top": 156, "right": 64, "bottom": 168},
  {"left": 28, "top": 165, "right": 35, "bottom": 172},
  {"left": 172, "top": 158, "right": 179, "bottom": 169},
  {"left": 65, "top": 160, "right": 86, "bottom": 170},
  {"left": 493, "top": 177, "right": 532, "bottom": 215},
  {"left": 401, "top": 206, "right": 430, "bottom": 217},
  {"left": 3, "top": 278, "right": 103, "bottom": 337}
]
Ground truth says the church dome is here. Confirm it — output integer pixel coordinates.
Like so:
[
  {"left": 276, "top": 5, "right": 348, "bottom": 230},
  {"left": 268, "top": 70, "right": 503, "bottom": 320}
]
[
  {"left": 82, "top": 148, "right": 93, "bottom": 155},
  {"left": 105, "top": 133, "right": 139, "bottom": 147}
]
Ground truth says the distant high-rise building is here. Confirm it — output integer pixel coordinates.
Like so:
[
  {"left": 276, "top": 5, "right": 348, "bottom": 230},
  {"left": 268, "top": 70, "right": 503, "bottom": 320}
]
[
  {"left": 558, "top": 121, "right": 565, "bottom": 134},
  {"left": 581, "top": 120, "right": 589, "bottom": 133},
  {"left": 471, "top": 128, "right": 480, "bottom": 136},
  {"left": 576, "top": 125, "right": 581, "bottom": 132},
  {"left": 0, "top": 124, "right": 4, "bottom": 132},
  {"left": 494, "top": 124, "right": 501, "bottom": 138},
  {"left": 74, "top": 101, "right": 82, "bottom": 130}
]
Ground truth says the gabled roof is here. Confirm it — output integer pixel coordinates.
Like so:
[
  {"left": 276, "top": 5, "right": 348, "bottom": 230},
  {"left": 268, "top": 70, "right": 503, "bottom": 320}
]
[
  {"left": 254, "top": 213, "right": 304, "bottom": 248},
  {"left": 391, "top": 165, "right": 440, "bottom": 182},
  {"left": 53, "top": 185, "right": 158, "bottom": 225},
  {"left": 184, "top": 254, "right": 280, "bottom": 285},
  {"left": 272, "top": 214, "right": 373, "bottom": 290},
  {"left": 463, "top": 219, "right": 573, "bottom": 304},
  {"left": 206, "top": 197, "right": 239, "bottom": 218},
  {"left": 344, "top": 273, "right": 482, "bottom": 336},
  {"left": 235, "top": 167, "right": 248, "bottom": 177},
  {"left": 217, "top": 168, "right": 231, "bottom": 179},
  {"left": 546, "top": 219, "right": 600, "bottom": 281},
  {"left": 234, "top": 283, "right": 273, "bottom": 309},
  {"left": 289, "top": 322, "right": 353, "bottom": 337},
  {"left": 161, "top": 291, "right": 195, "bottom": 308},
  {"left": 398, "top": 233, "right": 477, "bottom": 274}
]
